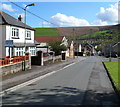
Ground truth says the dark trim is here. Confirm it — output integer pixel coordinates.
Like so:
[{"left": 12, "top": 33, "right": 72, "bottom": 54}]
[
  {"left": 11, "top": 37, "right": 20, "bottom": 39},
  {"left": 102, "top": 62, "right": 120, "bottom": 101},
  {"left": 0, "top": 24, "right": 35, "bottom": 31},
  {"left": 1, "top": 105, "right": 120, "bottom": 107}
]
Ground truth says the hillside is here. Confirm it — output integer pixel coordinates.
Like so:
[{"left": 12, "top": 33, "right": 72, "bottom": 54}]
[
  {"left": 35, "top": 28, "right": 59, "bottom": 37},
  {"left": 35, "top": 24, "right": 119, "bottom": 37}
]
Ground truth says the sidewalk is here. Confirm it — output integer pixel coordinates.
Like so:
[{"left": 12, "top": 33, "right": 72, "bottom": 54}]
[{"left": 1, "top": 57, "right": 86, "bottom": 90}]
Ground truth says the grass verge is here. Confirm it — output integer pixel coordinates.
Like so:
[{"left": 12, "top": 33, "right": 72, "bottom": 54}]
[{"left": 104, "top": 61, "right": 120, "bottom": 90}]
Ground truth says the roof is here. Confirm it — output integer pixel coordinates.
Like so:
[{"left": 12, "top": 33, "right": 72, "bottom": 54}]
[
  {"left": 34, "top": 36, "right": 64, "bottom": 43},
  {"left": 0, "top": 11, "right": 34, "bottom": 31},
  {"left": 34, "top": 40, "right": 40, "bottom": 45}
]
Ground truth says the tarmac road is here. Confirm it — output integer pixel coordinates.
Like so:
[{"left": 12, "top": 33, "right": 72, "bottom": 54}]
[{"left": 2, "top": 56, "right": 119, "bottom": 106}]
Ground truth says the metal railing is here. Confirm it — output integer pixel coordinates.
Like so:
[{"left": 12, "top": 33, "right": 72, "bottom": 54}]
[{"left": 0, "top": 56, "right": 29, "bottom": 66}]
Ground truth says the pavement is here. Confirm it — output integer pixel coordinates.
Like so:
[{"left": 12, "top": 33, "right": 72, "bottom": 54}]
[
  {"left": 82, "top": 56, "right": 119, "bottom": 105},
  {"left": 1, "top": 56, "right": 86, "bottom": 91}
]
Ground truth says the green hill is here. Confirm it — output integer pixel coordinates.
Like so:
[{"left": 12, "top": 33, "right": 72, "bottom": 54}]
[
  {"left": 35, "top": 28, "right": 60, "bottom": 37},
  {"left": 34, "top": 24, "right": 120, "bottom": 38},
  {"left": 79, "top": 29, "right": 119, "bottom": 40}
]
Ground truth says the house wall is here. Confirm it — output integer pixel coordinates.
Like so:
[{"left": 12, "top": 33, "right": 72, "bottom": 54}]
[
  {"left": 36, "top": 48, "right": 48, "bottom": 53},
  {"left": 0, "top": 25, "right": 6, "bottom": 57},
  {"left": 6, "top": 25, "right": 34, "bottom": 43},
  {"left": 5, "top": 25, "right": 36, "bottom": 56},
  {"left": 36, "top": 43, "right": 48, "bottom": 53},
  {"left": 61, "top": 36, "right": 68, "bottom": 47}
]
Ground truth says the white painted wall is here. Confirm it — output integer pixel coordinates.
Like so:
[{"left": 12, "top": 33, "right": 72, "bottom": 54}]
[
  {"left": 5, "top": 25, "right": 36, "bottom": 56},
  {"left": 79, "top": 44, "right": 82, "bottom": 52},
  {"left": 36, "top": 42, "right": 48, "bottom": 53},
  {"left": 6, "top": 25, "right": 34, "bottom": 43},
  {"left": 61, "top": 36, "right": 68, "bottom": 47},
  {"left": 37, "top": 48, "right": 48, "bottom": 53}
]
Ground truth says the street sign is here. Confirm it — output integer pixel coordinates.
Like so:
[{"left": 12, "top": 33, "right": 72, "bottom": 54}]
[{"left": 5, "top": 40, "right": 14, "bottom": 47}]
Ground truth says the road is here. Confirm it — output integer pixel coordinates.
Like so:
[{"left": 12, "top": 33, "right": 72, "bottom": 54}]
[{"left": 2, "top": 56, "right": 119, "bottom": 106}]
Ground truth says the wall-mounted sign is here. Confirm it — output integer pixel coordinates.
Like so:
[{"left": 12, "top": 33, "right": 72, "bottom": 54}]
[{"left": 5, "top": 40, "right": 14, "bottom": 47}]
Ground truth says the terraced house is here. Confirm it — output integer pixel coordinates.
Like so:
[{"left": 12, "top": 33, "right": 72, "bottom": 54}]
[{"left": 0, "top": 11, "right": 36, "bottom": 58}]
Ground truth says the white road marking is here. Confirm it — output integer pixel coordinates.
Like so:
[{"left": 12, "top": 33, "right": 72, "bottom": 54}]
[{"left": 0, "top": 62, "right": 76, "bottom": 96}]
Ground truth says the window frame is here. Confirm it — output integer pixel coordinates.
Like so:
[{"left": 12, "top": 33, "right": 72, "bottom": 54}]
[
  {"left": 15, "top": 47, "right": 24, "bottom": 56},
  {"left": 11, "top": 28, "right": 19, "bottom": 39},
  {"left": 25, "top": 30, "right": 31, "bottom": 40},
  {"left": 29, "top": 47, "right": 36, "bottom": 56}
]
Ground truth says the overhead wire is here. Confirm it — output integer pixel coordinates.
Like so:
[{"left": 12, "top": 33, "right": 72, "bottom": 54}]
[{"left": 6, "top": 0, "right": 60, "bottom": 27}]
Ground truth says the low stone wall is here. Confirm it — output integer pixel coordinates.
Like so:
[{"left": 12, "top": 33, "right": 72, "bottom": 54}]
[
  {"left": 0, "top": 60, "right": 30, "bottom": 76},
  {"left": 43, "top": 55, "right": 62, "bottom": 65},
  {"left": 44, "top": 55, "right": 61, "bottom": 62}
]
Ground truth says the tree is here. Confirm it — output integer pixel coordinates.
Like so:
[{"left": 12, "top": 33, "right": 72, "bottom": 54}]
[{"left": 48, "top": 40, "right": 67, "bottom": 56}]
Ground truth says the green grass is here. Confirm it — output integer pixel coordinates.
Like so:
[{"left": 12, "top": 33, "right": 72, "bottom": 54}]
[
  {"left": 35, "top": 28, "right": 60, "bottom": 37},
  {"left": 94, "top": 30, "right": 109, "bottom": 34},
  {"left": 104, "top": 61, "right": 120, "bottom": 90}
]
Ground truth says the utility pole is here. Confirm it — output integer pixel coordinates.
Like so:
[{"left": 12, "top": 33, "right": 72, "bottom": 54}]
[{"left": 109, "top": 44, "right": 112, "bottom": 62}]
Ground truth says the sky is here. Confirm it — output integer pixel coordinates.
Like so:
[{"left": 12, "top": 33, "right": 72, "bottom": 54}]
[{"left": 0, "top": 1, "right": 119, "bottom": 28}]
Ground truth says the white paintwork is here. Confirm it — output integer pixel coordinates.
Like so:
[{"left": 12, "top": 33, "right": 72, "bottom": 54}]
[
  {"left": 66, "top": 48, "right": 70, "bottom": 57},
  {"left": 61, "top": 36, "right": 68, "bottom": 47},
  {"left": 79, "top": 44, "right": 82, "bottom": 52},
  {"left": 5, "top": 25, "right": 36, "bottom": 56},
  {"left": 36, "top": 36, "right": 69, "bottom": 54},
  {"left": 6, "top": 25, "right": 34, "bottom": 43}
]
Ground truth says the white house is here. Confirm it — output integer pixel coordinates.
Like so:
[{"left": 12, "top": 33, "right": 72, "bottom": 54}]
[
  {"left": 34, "top": 36, "right": 68, "bottom": 53},
  {"left": 0, "top": 11, "right": 36, "bottom": 57},
  {"left": 34, "top": 36, "right": 70, "bottom": 56}
]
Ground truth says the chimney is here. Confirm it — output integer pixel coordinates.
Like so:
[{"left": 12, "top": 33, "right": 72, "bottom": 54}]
[{"left": 18, "top": 15, "right": 22, "bottom": 22}]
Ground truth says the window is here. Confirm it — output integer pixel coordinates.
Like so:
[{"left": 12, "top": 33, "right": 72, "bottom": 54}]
[
  {"left": 29, "top": 47, "right": 36, "bottom": 56},
  {"left": 12, "top": 28, "right": 19, "bottom": 38},
  {"left": 25, "top": 31, "right": 31, "bottom": 40},
  {"left": 15, "top": 48, "right": 24, "bottom": 56}
]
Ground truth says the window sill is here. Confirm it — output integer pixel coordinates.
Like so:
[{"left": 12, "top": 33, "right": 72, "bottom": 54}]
[
  {"left": 25, "top": 38, "right": 31, "bottom": 40},
  {"left": 12, "top": 37, "right": 19, "bottom": 39}
]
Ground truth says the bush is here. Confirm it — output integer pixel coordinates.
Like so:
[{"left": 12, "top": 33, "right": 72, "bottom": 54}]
[{"left": 49, "top": 41, "right": 67, "bottom": 56}]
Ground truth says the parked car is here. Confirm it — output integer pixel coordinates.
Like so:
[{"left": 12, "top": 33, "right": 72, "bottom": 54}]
[
  {"left": 105, "top": 53, "right": 118, "bottom": 58},
  {"left": 43, "top": 53, "right": 51, "bottom": 57}
]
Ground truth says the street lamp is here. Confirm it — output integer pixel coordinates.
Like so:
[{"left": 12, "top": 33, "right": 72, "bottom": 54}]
[
  {"left": 109, "top": 44, "right": 112, "bottom": 62},
  {"left": 24, "top": 3, "right": 35, "bottom": 71}
]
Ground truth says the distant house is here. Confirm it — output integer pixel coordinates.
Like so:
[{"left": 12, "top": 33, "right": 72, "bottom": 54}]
[
  {"left": 34, "top": 36, "right": 68, "bottom": 54},
  {"left": 0, "top": 11, "right": 36, "bottom": 57}
]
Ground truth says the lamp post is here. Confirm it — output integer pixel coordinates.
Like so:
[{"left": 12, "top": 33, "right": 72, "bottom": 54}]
[
  {"left": 24, "top": 3, "right": 35, "bottom": 71},
  {"left": 109, "top": 44, "right": 112, "bottom": 62}
]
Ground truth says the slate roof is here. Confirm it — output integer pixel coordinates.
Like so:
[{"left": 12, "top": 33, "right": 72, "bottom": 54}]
[
  {"left": 34, "top": 36, "right": 64, "bottom": 43},
  {"left": 0, "top": 11, "right": 34, "bottom": 31}
]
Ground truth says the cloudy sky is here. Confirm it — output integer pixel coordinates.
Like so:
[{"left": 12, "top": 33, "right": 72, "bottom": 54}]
[{"left": 1, "top": 1, "right": 119, "bottom": 27}]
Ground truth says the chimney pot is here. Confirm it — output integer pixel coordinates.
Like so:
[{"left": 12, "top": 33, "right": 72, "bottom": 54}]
[{"left": 18, "top": 15, "right": 22, "bottom": 22}]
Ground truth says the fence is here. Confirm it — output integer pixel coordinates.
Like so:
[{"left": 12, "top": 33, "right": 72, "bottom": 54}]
[
  {"left": 0, "top": 56, "right": 29, "bottom": 66},
  {"left": 0, "top": 55, "right": 31, "bottom": 76}
]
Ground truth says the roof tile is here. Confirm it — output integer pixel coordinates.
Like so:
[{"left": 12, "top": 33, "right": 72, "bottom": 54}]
[{"left": 35, "top": 36, "right": 64, "bottom": 43}]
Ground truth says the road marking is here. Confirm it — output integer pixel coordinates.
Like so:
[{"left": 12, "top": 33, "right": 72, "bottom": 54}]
[{"left": 0, "top": 62, "right": 76, "bottom": 96}]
